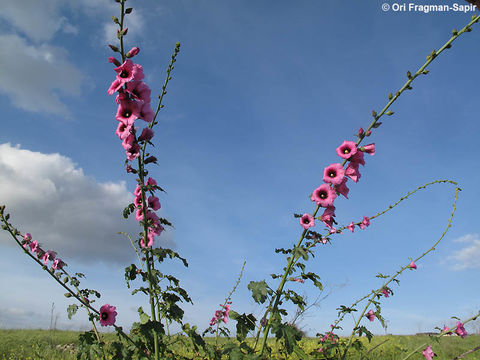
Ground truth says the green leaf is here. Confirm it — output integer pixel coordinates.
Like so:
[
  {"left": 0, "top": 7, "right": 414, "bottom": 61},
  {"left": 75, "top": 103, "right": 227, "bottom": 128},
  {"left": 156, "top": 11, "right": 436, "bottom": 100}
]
[
  {"left": 67, "top": 304, "right": 78, "bottom": 319},
  {"left": 248, "top": 280, "right": 270, "bottom": 304},
  {"left": 138, "top": 307, "right": 150, "bottom": 324},
  {"left": 124, "top": 264, "right": 138, "bottom": 288}
]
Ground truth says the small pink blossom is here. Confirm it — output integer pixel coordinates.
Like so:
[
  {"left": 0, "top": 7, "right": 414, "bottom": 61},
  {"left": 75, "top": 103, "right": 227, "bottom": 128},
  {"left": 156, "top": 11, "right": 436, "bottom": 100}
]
[
  {"left": 300, "top": 213, "right": 315, "bottom": 230},
  {"left": 138, "top": 127, "right": 154, "bottom": 142},
  {"left": 336, "top": 141, "right": 358, "bottom": 159},
  {"left": 321, "top": 206, "right": 336, "bottom": 230},
  {"left": 366, "top": 310, "right": 376, "bottom": 322},
  {"left": 99, "top": 304, "right": 117, "bottom": 326},
  {"left": 358, "top": 128, "right": 364, "bottom": 137},
  {"left": 107, "top": 78, "right": 123, "bottom": 95},
  {"left": 223, "top": 304, "right": 231, "bottom": 323},
  {"left": 126, "top": 46, "right": 140, "bottom": 58},
  {"left": 126, "top": 81, "right": 151, "bottom": 103},
  {"left": 116, "top": 99, "right": 140, "bottom": 125},
  {"left": 358, "top": 216, "right": 370, "bottom": 230},
  {"left": 349, "top": 151, "right": 365, "bottom": 166},
  {"left": 29, "top": 240, "right": 38, "bottom": 253},
  {"left": 334, "top": 177, "right": 349, "bottom": 199},
  {"left": 323, "top": 163, "right": 345, "bottom": 186},
  {"left": 52, "top": 258, "right": 65, "bottom": 270},
  {"left": 138, "top": 102, "right": 155, "bottom": 123},
  {"left": 422, "top": 345, "right": 435, "bottom": 360},
  {"left": 347, "top": 222, "right": 355, "bottom": 232},
  {"left": 125, "top": 143, "right": 140, "bottom": 161},
  {"left": 292, "top": 278, "right": 305, "bottom": 283},
  {"left": 24, "top": 233, "right": 32, "bottom": 242},
  {"left": 443, "top": 325, "right": 451, "bottom": 334},
  {"left": 311, "top": 184, "right": 337, "bottom": 208},
  {"left": 146, "top": 177, "right": 157, "bottom": 187},
  {"left": 455, "top": 321, "right": 467, "bottom": 338},
  {"left": 361, "top": 143, "right": 375, "bottom": 155},
  {"left": 381, "top": 288, "right": 391, "bottom": 298},
  {"left": 114, "top": 60, "right": 144, "bottom": 84},
  {"left": 409, "top": 261, "right": 417, "bottom": 269},
  {"left": 345, "top": 162, "right": 361, "bottom": 182},
  {"left": 148, "top": 196, "right": 161, "bottom": 211},
  {"left": 115, "top": 122, "right": 133, "bottom": 140}
]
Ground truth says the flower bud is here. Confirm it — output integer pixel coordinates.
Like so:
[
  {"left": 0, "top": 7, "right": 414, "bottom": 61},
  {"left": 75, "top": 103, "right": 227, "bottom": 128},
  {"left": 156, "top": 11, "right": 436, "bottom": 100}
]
[
  {"left": 108, "top": 44, "right": 119, "bottom": 52},
  {"left": 108, "top": 57, "right": 121, "bottom": 66},
  {"left": 144, "top": 156, "right": 157, "bottom": 164},
  {"left": 126, "top": 47, "right": 140, "bottom": 58}
]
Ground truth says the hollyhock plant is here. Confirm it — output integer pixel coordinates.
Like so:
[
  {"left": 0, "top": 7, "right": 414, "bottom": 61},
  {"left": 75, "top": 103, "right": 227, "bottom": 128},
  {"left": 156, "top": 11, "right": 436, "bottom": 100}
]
[
  {"left": 116, "top": 99, "right": 140, "bottom": 125},
  {"left": 336, "top": 140, "right": 357, "bottom": 159},
  {"left": 311, "top": 184, "right": 337, "bottom": 208},
  {"left": 366, "top": 310, "right": 376, "bottom": 322},
  {"left": 381, "top": 287, "right": 392, "bottom": 298},
  {"left": 358, "top": 216, "right": 370, "bottom": 229},
  {"left": 114, "top": 59, "right": 144, "bottom": 84},
  {"left": 334, "top": 177, "right": 349, "bottom": 199},
  {"left": 455, "top": 321, "right": 467, "bottom": 338},
  {"left": 409, "top": 261, "right": 417, "bottom": 269},
  {"left": 300, "top": 213, "right": 315, "bottom": 229},
  {"left": 138, "top": 102, "right": 155, "bottom": 123},
  {"left": 126, "top": 81, "right": 151, "bottom": 103},
  {"left": 29, "top": 240, "right": 38, "bottom": 253},
  {"left": 115, "top": 122, "right": 133, "bottom": 141},
  {"left": 323, "top": 163, "right": 345, "bottom": 186},
  {"left": 345, "top": 162, "right": 361, "bottom": 182},
  {"left": 320, "top": 206, "right": 336, "bottom": 230},
  {"left": 347, "top": 221, "right": 355, "bottom": 232},
  {"left": 99, "top": 304, "right": 117, "bottom": 327},
  {"left": 51, "top": 258, "right": 65, "bottom": 270},
  {"left": 349, "top": 150, "right": 365, "bottom": 166},
  {"left": 148, "top": 196, "right": 161, "bottom": 211},
  {"left": 422, "top": 345, "right": 435, "bottom": 360}
]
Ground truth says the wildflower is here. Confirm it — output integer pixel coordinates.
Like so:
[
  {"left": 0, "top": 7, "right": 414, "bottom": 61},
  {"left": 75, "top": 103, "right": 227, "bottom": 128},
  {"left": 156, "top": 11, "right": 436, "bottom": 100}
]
[
  {"left": 148, "top": 196, "right": 161, "bottom": 211},
  {"left": 349, "top": 151, "right": 365, "bottom": 166},
  {"left": 345, "top": 162, "right": 361, "bottom": 182},
  {"left": 107, "top": 78, "right": 123, "bottom": 95},
  {"left": 116, "top": 99, "right": 140, "bottom": 125},
  {"left": 409, "top": 261, "right": 417, "bottom": 269},
  {"left": 323, "top": 163, "right": 345, "bottom": 186},
  {"left": 146, "top": 177, "right": 157, "bottom": 187},
  {"left": 24, "top": 233, "right": 32, "bottom": 242},
  {"left": 29, "top": 240, "right": 38, "bottom": 253},
  {"left": 361, "top": 143, "right": 375, "bottom": 155},
  {"left": 336, "top": 141, "right": 358, "bottom": 159},
  {"left": 99, "top": 304, "right": 117, "bottom": 326},
  {"left": 347, "top": 222, "right": 355, "bottom": 233},
  {"left": 138, "top": 102, "right": 154, "bottom": 123},
  {"left": 209, "top": 316, "right": 217, "bottom": 326},
  {"left": 455, "top": 321, "right": 467, "bottom": 338},
  {"left": 334, "top": 177, "right": 349, "bottom": 199},
  {"left": 125, "top": 143, "right": 140, "bottom": 161},
  {"left": 114, "top": 59, "right": 144, "bottom": 84},
  {"left": 443, "top": 325, "right": 451, "bottom": 334},
  {"left": 381, "top": 288, "right": 391, "bottom": 298},
  {"left": 320, "top": 206, "right": 336, "bottom": 230},
  {"left": 358, "top": 216, "right": 370, "bottom": 230},
  {"left": 311, "top": 184, "right": 337, "bottom": 208},
  {"left": 422, "top": 345, "right": 435, "bottom": 360},
  {"left": 300, "top": 213, "right": 315, "bottom": 230},
  {"left": 126, "top": 81, "right": 151, "bottom": 103},
  {"left": 115, "top": 121, "right": 133, "bottom": 140},
  {"left": 138, "top": 128, "right": 154, "bottom": 142},
  {"left": 223, "top": 304, "right": 231, "bottom": 323},
  {"left": 366, "top": 310, "right": 376, "bottom": 322},
  {"left": 52, "top": 258, "right": 65, "bottom": 270}
]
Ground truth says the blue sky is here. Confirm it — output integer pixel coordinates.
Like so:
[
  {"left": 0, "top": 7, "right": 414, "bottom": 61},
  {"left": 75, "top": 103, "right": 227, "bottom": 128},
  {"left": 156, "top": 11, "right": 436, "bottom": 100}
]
[{"left": 1, "top": 0, "right": 480, "bottom": 337}]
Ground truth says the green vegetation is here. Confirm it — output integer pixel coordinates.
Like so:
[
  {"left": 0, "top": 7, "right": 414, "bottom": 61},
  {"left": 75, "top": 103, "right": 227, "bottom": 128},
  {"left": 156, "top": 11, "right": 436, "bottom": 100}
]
[{"left": 1, "top": 329, "right": 480, "bottom": 359}]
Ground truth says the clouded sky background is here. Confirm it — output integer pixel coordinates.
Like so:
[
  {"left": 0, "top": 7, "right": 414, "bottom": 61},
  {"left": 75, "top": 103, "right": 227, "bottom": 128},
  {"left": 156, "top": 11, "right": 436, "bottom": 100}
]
[{"left": 1, "top": 0, "right": 480, "bottom": 337}]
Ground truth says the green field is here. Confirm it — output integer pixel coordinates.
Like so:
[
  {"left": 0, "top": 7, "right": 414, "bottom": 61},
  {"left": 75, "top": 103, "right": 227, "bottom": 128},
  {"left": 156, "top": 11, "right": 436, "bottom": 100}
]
[{"left": 1, "top": 329, "right": 479, "bottom": 359}]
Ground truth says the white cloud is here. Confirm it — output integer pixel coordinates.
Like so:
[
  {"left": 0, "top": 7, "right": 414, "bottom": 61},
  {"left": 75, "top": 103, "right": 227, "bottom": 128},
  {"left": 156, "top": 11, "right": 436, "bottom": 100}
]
[
  {"left": 0, "top": 143, "right": 173, "bottom": 264},
  {"left": 0, "top": 34, "right": 83, "bottom": 116},
  {"left": 448, "top": 233, "right": 480, "bottom": 271}
]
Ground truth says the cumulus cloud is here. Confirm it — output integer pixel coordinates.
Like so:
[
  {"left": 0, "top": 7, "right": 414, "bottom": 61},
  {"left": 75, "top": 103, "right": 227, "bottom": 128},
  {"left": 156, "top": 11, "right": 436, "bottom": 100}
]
[
  {"left": 448, "top": 233, "right": 480, "bottom": 271},
  {"left": 0, "top": 34, "right": 83, "bottom": 116},
  {"left": 0, "top": 143, "right": 174, "bottom": 264}
]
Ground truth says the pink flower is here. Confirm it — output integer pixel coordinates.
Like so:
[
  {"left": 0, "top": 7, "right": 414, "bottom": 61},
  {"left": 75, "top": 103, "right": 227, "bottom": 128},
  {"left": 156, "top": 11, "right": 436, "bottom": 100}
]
[
  {"left": 311, "top": 184, "right": 337, "bottom": 208},
  {"left": 52, "top": 258, "right": 65, "bottom": 270},
  {"left": 455, "top": 322, "right": 467, "bottom": 338},
  {"left": 29, "top": 240, "right": 38, "bottom": 253},
  {"left": 323, "top": 163, "right": 345, "bottom": 186},
  {"left": 345, "top": 162, "right": 361, "bottom": 182},
  {"left": 24, "top": 233, "right": 32, "bottom": 242},
  {"left": 107, "top": 78, "right": 123, "bottom": 95},
  {"left": 349, "top": 151, "right": 365, "bottom": 166},
  {"left": 300, "top": 213, "right": 315, "bottom": 230},
  {"left": 366, "top": 310, "right": 376, "bottom": 322},
  {"left": 148, "top": 196, "right": 161, "bottom": 211},
  {"left": 115, "top": 122, "right": 133, "bottom": 140},
  {"left": 114, "top": 60, "right": 144, "bottom": 84},
  {"left": 116, "top": 99, "right": 140, "bottom": 125},
  {"left": 336, "top": 141, "right": 358, "bottom": 159},
  {"left": 126, "top": 46, "right": 140, "bottom": 58},
  {"left": 347, "top": 222, "right": 355, "bottom": 233},
  {"left": 146, "top": 177, "right": 157, "bottom": 187},
  {"left": 321, "top": 206, "right": 336, "bottom": 230},
  {"left": 125, "top": 143, "right": 140, "bottom": 161},
  {"left": 223, "top": 304, "right": 231, "bottom": 323},
  {"left": 292, "top": 278, "right": 305, "bottom": 283},
  {"left": 409, "top": 261, "right": 417, "bottom": 269},
  {"left": 138, "top": 128, "right": 154, "bottom": 142},
  {"left": 334, "top": 177, "right": 349, "bottom": 199},
  {"left": 358, "top": 216, "right": 370, "bottom": 229},
  {"left": 358, "top": 128, "right": 365, "bottom": 137},
  {"left": 209, "top": 316, "right": 217, "bottom": 326},
  {"left": 108, "top": 56, "right": 121, "bottom": 66},
  {"left": 126, "top": 81, "right": 151, "bottom": 103},
  {"left": 99, "top": 304, "right": 117, "bottom": 326},
  {"left": 422, "top": 345, "right": 435, "bottom": 360},
  {"left": 138, "top": 102, "right": 154, "bottom": 123},
  {"left": 381, "top": 288, "right": 391, "bottom": 298},
  {"left": 361, "top": 143, "right": 375, "bottom": 155},
  {"left": 443, "top": 325, "right": 451, "bottom": 334}
]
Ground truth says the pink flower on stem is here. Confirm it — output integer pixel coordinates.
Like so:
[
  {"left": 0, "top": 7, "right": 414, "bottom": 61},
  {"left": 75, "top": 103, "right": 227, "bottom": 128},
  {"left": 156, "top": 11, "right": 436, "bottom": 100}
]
[
  {"left": 209, "top": 317, "right": 217, "bottom": 326},
  {"left": 409, "top": 261, "right": 417, "bottom": 269},
  {"left": 300, "top": 213, "right": 315, "bottom": 230},
  {"left": 29, "top": 240, "right": 38, "bottom": 253},
  {"left": 361, "top": 143, "right": 375, "bottom": 155},
  {"left": 455, "top": 322, "right": 467, "bottom": 338},
  {"left": 358, "top": 128, "right": 365, "bottom": 137},
  {"left": 347, "top": 222, "right": 355, "bottom": 233},
  {"left": 126, "top": 81, "right": 151, "bottom": 103},
  {"left": 99, "top": 304, "right": 117, "bottom": 326},
  {"left": 321, "top": 206, "right": 336, "bottom": 230},
  {"left": 349, "top": 151, "right": 365, "bottom": 166},
  {"left": 108, "top": 56, "right": 121, "bottom": 66},
  {"left": 146, "top": 177, "right": 157, "bottom": 187},
  {"left": 345, "top": 162, "right": 361, "bottom": 182},
  {"left": 323, "top": 163, "right": 345, "bottom": 186},
  {"left": 223, "top": 304, "right": 231, "bottom": 323},
  {"left": 24, "top": 233, "right": 32, "bottom": 242},
  {"left": 292, "top": 278, "right": 305, "bottom": 283},
  {"left": 334, "top": 177, "right": 349, "bottom": 199},
  {"left": 115, "top": 122, "right": 133, "bottom": 141},
  {"left": 138, "top": 102, "right": 155, "bottom": 123},
  {"left": 116, "top": 99, "right": 140, "bottom": 126},
  {"left": 148, "top": 196, "right": 161, "bottom": 211},
  {"left": 52, "top": 258, "right": 65, "bottom": 270},
  {"left": 358, "top": 216, "right": 370, "bottom": 230},
  {"left": 366, "top": 310, "right": 376, "bottom": 322},
  {"left": 126, "top": 46, "right": 140, "bottom": 58},
  {"left": 138, "top": 128, "right": 154, "bottom": 142},
  {"left": 381, "top": 287, "right": 391, "bottom": 298},
  {"left": 125, "top": 143, "right": 140, "bottom": 161},
  {"left": 422, "top": 345, "right": 435, "bottom": 360},
  {"left": 114, "top": 59, "right": 144, "bottom": 84},
  {"left": 336, "top": 141, "right": 358, "bottom": 159},
  {"left": 311, "top": 184, "right": 337, "bottom": 208},
  {"left": 108, "top": 78, "right": 123, "bottom": 95}
]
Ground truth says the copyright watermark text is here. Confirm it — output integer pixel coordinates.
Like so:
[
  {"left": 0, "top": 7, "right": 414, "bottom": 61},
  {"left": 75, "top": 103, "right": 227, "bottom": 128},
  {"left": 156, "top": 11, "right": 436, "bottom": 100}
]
[{"left": 381, "top": 2, "right": 477, "bottom": 13}]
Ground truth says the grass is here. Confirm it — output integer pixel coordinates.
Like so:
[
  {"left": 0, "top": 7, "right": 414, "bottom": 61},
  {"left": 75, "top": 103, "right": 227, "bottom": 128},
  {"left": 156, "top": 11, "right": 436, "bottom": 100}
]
[{"left": 1, "top": 329, "right": 480, "bottom": 359}]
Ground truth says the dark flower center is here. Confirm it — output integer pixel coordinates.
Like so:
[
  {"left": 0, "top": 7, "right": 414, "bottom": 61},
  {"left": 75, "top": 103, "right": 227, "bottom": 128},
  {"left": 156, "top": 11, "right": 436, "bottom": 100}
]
[
  {"left": 318, "top": 191, "right": 327, "bottom": 199},
  {"left": 329, "top": 171, "right": 336, "bottom": 178},
  {"left": 101, "top": 312, "right": 109, "bottom": 320},
  {"left": 123, "top": 110, "right": 132, "bottom": 118},
  {"left": 343, "top": 148, "right": 350, "bottom": 154},
  {"left": 303, "top": 218, "right": 310, "bottom": 224},
  {"left": 120, "top": 70, "right": 129, "bottom": 78}
]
